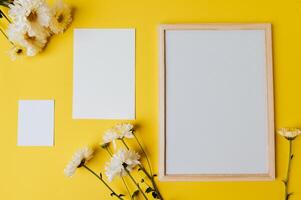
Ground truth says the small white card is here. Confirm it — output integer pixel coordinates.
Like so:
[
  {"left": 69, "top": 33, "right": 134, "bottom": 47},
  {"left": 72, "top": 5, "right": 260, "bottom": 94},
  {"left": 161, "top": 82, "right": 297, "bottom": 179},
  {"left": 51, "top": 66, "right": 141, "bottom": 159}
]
[
  {"left": 73, "top": 28, "right": 135, "bottom": 119},
  {"left": 17, "top": 100, "right": 54, "bottom": 146}
]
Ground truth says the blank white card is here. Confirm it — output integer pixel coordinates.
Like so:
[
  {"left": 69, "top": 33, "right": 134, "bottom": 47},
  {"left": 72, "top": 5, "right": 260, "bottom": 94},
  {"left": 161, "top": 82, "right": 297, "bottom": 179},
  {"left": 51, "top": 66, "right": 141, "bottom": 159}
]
[
  {"left": 18, "top": 100, "right": 54, "bottom": 146},
  {"left": 73, "top": 29, "right": 135, "bottom": 119}
]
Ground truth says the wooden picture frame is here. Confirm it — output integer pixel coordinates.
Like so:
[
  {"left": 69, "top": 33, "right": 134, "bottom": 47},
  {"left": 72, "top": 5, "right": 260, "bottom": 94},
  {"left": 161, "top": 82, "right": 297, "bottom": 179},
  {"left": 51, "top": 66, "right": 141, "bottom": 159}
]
[{"left": 159, "top": 24, "right": 274, "bottom": 181}]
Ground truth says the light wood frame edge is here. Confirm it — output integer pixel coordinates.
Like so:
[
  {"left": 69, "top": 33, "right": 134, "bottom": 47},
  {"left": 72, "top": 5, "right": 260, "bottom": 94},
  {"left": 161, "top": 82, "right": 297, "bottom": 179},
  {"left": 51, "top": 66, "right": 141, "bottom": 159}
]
[{"left": 158, "top": 23, "right": 275, "bottom": 182}]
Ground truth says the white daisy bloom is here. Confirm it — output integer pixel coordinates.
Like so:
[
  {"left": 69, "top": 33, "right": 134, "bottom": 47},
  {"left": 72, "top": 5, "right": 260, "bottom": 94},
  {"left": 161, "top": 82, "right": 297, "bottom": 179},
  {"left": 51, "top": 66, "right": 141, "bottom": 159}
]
[
  {"left": 9, "top": 0, "right": 51, "bottom": 38},
  {"left": 7, "top": 22, "right": 47, "bottom": 56},
  {"left": 102, "top": 124, "right": 134, "bottom": 148},
  {"left": 277, "top": 128, "right": 301, "bottom": 140},
  {"left": 105, "top": 149, "right": 140, "bottom": 182},
  {"left": 49, "top": 0, "right": 72, "bottom": 34},
  {"left": 115, "top": 123, "right": 134, "bottom": 139},
  {"left": 64, "top": 146, "right": 94, "bottom": 177},
  {"left": 103, "top": 129, "right": 119, "bottom": 149}
]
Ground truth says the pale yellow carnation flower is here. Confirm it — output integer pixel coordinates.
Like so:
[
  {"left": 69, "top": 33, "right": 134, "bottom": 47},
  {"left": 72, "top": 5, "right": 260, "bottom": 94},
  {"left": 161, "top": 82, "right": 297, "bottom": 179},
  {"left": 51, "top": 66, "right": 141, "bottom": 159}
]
[
  {"left": 64, "top": 146, "right": 94, "bottom": 177},
  {"left": 49, "top": 0, "right": 72, "bottom": 34},
  {"left": 277, "top": 128, "right": 301, "bottom": 140}
]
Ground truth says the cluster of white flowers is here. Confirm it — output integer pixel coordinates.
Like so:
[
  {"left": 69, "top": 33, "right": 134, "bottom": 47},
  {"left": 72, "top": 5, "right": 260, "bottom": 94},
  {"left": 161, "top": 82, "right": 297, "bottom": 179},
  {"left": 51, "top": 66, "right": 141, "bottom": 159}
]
[
  {"left": 277, "top": 128, "right": 301, "bottom": 140},
  {"left": 102, "top": 124, "right": 141, "bottom": 182},
  {"left": 103, "top": 123, "right": 134, "bottom": 149},
  {"left": 7, "top": 0, "right": 72, "bottom": 59},
  {"left": 63, "top": 124, "right": 162, "bottom": 199},
  {"left": 64, "top": 146, "right": 94, "bottom": 177},
  {"left": 105, "top": 149, "right": 140, "bottom": 182},
  {"left": 64, "top": 124, "right": 140, "bottom": 182}
]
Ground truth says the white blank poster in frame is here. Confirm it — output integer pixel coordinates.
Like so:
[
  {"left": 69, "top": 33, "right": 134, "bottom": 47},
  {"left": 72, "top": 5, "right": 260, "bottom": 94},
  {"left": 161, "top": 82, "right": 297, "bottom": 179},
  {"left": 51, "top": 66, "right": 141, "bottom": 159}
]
[{"left": 159, "top": 24, "right": 274, "bottom": 181}]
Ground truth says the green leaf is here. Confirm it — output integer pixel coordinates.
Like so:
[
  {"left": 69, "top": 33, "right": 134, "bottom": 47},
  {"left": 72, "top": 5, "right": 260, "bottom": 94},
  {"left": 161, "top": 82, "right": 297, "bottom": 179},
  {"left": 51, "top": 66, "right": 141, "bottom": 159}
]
[
  {"left": 132, "top": 190, "right": 139, "bottom": 198},
  {"left": 152, "top": 191, "right": 159, "bottom": 199},
  {"left": 145, "top": 187, "right": 153, "bottom": 193}
]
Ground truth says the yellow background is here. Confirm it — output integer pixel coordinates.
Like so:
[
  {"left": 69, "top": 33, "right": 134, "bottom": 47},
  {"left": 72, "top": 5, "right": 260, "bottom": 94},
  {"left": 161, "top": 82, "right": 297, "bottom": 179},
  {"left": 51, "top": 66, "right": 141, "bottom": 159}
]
[{"left": 0, "top": 0, "right": 301, "bottom": 199}]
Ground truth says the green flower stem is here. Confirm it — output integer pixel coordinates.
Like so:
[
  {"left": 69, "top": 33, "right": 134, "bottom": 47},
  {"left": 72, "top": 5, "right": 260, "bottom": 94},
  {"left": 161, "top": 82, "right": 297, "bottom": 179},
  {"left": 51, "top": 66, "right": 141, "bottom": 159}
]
[
  {"left": 132, "top": 133, "right": 163, "bottom": 200},
  {"left": 0, "top": 26, "right": 7, "bottom": 38},
  {"left": 120, "top": 137, "right": 163, "bottom": 200},
  {"left": 121, "top": 176, "right": 133, "bottom": 200},
  {"left": 133, "top": 133, "right": 153, "bottom": 176},
  {"left": 83, "top": 165, "right": 124, "bottom": 200},
  {"left": 0, "top": 26, "right": 14, "bottom": 46},
  {"left": 104, "top": 146, "right": 133, "bottom": 200},
  {"left": 124, "top": 166, "right": 149, "bottom": 200},
  {"left": 105, "top": 146, "right": 113, "bottom": 157},
  {"left": 120, "top": 138, "right": 130, "bottom": 150},
  {"left": 139, "top": 165, "right": 164, "bottom": 200},
  {"left": 0, "top": 9, "right": 11, "bottom": 23},
  {"left": 284, "top": 140, "right": 294, "bottom": 200}
]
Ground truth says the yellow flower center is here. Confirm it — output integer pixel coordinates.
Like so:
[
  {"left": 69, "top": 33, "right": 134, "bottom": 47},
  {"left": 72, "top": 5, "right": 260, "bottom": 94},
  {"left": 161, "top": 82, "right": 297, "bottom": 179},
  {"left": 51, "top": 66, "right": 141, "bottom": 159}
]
[
  {"left": 16, "top": 48, "right": 23, "bottom": 55},
  {"left": 57, "top": 13, "right": 64, "bottom": 23},
  {"left": 27, "top": 10, "right": 38, "bottom": 22},
  {"left": 24, "top": 32, "right": 36, "bottom": 43}
]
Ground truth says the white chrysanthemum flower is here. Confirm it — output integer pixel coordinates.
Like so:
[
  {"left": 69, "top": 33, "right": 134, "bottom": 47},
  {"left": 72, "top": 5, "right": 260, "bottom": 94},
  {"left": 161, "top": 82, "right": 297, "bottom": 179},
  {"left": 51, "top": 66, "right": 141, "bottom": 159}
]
[
  {"left": 8, "top": 45, "right": 25, "bottom": 61},
  {"left": 277, "top": 128, "right": 301, "bottom": 140},
  {"left": 9, "top": 0, "right": 51, "bottom": 38},
  {"left": 103, "top": 129, "right": 119, "bottom": 149},
  {"left": 115, "top": 123, "right": 134, "bottom": 139},
  {"left": 64, "top": 146, "right": 94, "bottom": 177},
  {"left": 105, "top": 149, "right": 140, "bottom": 182},
  {"left": 7, "top": 22, "right": 47, "bottom": 56},
  {"left": 49, "top": 0, "right": 72, "bottom": 34},
  {"left": 102, "top": 124, "right": 134, "bottom": 148}
]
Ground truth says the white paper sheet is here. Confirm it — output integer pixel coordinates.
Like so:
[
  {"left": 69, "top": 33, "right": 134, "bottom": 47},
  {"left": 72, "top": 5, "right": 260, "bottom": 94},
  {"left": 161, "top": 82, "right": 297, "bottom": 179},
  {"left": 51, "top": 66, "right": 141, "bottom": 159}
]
[
  {"left": 73, "top": 29, "right": 135, "bottom": 119},
  {"left": 165, "top": 30, "right": 269, "bottom": 175},
  {"left": 17, "top": 100, "right": 54, "bottom": 146}
]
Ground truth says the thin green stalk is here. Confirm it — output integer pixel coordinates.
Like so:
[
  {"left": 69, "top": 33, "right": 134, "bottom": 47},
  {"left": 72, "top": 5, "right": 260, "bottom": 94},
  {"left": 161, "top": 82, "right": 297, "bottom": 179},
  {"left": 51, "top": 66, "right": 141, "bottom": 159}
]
[
  {"left": 104, "top": 146, "right": 133, "bottom": 199},
  {"left": 0, "top": 26, "right": 14, "bottom": 45},
  {"left": 139, "top": 165, "right": 163, "bottom": 200},
  {"left": 284, "top": 140, "right": 293, "bottom": 200},
  {"left": 105, "top": 146, "right": 113, "bottom": 157},
  {"left": 120, "top": 138, "right": 130, "bottom": 150},
  {"left": 121, "top": 176, "right": 133, "bottom": 200},
  {"left": 133, "top": 133, "right": 153, "bottom": 176},
  {"left": 132, "top": 133, "right": 163, "bottom": 199},
  {"left": 124, "top": 166, "right": 148, "bottom": 200},
  {"left": 83, "top": 165, "right": 124, "bottom": 200},
  {"left": 121, "top": 135, "right": 163, "bottom": 199},
  {"left": 0, "top": 26, "right": 7, "bottom": 39},
  {"left": 0, "top": 9, "right": 11, "bottom": 23}
]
